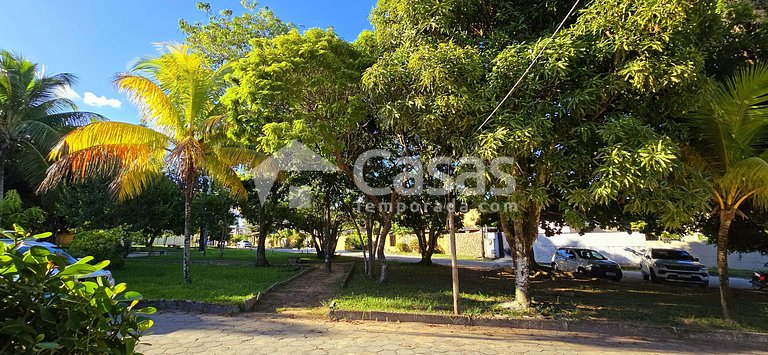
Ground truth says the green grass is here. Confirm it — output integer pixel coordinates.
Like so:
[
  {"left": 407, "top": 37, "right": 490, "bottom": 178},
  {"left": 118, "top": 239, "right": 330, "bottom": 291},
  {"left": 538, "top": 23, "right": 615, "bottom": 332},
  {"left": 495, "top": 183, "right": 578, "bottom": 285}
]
[
  {"left": 337, "top": 262, "right": 768, "bottom": 332},
  {"left": 113, "top": 250, "right": 302, "bottom": 305}
]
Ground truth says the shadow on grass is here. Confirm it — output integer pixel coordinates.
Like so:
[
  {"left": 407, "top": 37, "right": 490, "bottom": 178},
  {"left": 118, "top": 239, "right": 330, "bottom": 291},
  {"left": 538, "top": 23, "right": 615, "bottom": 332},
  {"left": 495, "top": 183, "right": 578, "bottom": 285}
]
[{"left": 337, "top": 262, "right": 768, "bottom": 332}]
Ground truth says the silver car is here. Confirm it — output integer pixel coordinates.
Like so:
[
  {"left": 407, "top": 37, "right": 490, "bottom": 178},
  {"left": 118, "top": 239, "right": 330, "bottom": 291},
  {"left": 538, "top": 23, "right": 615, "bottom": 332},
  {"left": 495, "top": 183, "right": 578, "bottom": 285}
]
[
  {"left": 551, "top": 247, "right": 623, "bottom": 280},
  {"left": 640, "top": 248, "right": 708, "bottom": 287}
]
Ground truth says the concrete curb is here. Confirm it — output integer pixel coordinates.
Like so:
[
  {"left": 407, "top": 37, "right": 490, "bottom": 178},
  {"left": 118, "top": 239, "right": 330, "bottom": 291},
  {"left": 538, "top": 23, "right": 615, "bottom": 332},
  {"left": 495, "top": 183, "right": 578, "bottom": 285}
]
[
  {"left": 138, "top": 265, "right": 312, "bottom": 315},
  {"left": 341, "top": 262, "right": 357, "bottom": 289},
  {"left": 242, "top": 266, "right": 314, "bottom": 312},
  {"left": 139, "top": 300, "right": 239, "bottom": 315},
  {"left": 328, "top": 310, "right": 768, "bottom": 344}
]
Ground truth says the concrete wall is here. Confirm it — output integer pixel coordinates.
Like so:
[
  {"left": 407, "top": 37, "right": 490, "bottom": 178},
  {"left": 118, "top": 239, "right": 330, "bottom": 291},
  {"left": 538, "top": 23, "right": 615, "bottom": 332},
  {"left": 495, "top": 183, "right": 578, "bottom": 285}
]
[
  {"left": 530, "top": 232, "right": 647, "bottom": 266},
  {"left": 527, "top": 232, "right": 768, "bottom": 269}
]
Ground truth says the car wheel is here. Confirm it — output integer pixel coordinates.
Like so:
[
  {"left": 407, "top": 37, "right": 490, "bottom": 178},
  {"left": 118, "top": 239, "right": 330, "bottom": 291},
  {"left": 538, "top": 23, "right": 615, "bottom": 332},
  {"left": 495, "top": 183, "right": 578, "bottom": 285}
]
[
  {"left": 577, "top": 267, "right": 587, "bottom": 277},
  {"left": 551, "top": 262, "right": 558, "bottom": 271},
  {"left": 650, "top": 269, "right": 661, "bottom": 283},
  {"left": 642, "top": 272, "right": 650, "bottom": 281},
  {"left": 752, "top": 283, "right": 763, "bottom": 290}
]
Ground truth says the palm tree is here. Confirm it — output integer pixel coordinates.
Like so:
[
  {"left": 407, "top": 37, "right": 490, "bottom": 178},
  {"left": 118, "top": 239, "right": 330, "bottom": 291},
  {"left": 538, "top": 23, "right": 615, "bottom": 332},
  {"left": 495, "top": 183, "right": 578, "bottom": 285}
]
[
  {"left": 0, "top": 51, "right": 100, "bottom": 224},
  {"left": 40, "top": 44, "right": 259, "bottom": 283},
  {"left": 689, "top": 63, "right": 768, "bottom": 320}
]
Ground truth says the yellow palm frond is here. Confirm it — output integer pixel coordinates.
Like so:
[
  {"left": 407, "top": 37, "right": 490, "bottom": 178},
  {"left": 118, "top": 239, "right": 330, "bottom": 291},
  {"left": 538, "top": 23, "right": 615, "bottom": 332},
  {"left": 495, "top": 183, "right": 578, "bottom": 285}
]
[
  {"left": 114, "top": 74, "right": 182, "bottom": 136},
  {"left": 49, "top": 122, "right": 169, "bottom": 159},
  {"left": 39, "top": 142, "right": 165, "bottom": 200}
]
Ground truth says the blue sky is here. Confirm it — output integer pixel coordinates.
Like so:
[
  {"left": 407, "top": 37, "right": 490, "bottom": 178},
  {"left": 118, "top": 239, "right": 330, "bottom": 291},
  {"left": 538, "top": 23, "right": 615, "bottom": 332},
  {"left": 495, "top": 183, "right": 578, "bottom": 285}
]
[{"left": 0, "top": 0, "right": 376, "bottom": 124}]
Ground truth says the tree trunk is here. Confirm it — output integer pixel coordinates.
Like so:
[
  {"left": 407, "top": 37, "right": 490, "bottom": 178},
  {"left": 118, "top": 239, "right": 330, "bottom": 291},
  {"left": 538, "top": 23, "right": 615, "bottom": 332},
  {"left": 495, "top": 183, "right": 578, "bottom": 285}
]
[
  {"left": 365, "top": 216, "right": 374, "bottom": 277},
  {"left": 148, "top": 235, "right": 157, "bottom": 256},
  {"left": 418, "top": 229, "right": 432, "bottom": 265},
  {"left": 377, "top": 218, "right": 391, "bottom": 283},
  {"left": 512, "top": 218, "right": 531, "bottom": 309},
  {"left": 717, "top": 209, "right": 735, "bottom": 320},
  {"left": 183, "top": 192, "right": 192, "bottom": 284},
  {"left": 448, "top": 208, "right": 460, "bottom": 315},
  {"left": 255, "top": 206, "right": 269, "bottom": 267}
]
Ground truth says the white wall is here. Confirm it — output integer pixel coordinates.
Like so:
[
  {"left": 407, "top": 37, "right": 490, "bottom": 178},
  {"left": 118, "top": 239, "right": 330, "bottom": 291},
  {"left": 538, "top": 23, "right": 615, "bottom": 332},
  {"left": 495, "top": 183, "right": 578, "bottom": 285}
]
[{"left": 531, "top": 232, "right": 646, "bottom": 266}]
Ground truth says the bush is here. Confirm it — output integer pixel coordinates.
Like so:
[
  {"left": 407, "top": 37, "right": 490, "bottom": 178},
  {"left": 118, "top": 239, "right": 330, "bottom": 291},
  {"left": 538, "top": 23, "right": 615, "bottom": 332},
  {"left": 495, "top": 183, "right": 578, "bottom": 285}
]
[
  {"left": 0, "top": 225, "right": 154, "bottom": 354},
  {"left": 396, "top": 241, "right": 411, "bottom": 252},
  {"left": 345, "top": 236, "right": 364, "bottom": 250},
  {"left": 408, "top": 239, "right": 421, "bottom": 253},
  {"left": 68, "top": 227, "right": 139, "bottom": 269}
]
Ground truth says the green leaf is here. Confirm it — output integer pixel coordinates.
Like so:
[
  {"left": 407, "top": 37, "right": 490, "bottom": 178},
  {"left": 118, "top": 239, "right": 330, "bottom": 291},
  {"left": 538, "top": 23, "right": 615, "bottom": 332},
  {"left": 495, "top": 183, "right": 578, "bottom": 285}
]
[
  {"left": 117, "top": 291, "right": 143, "bottom": 302},
  {"left": 58, "top": 263, "right": 97, "bottom": 277},
  {"left": 31, "top": 232, "right": 52, "bottom": 239},
  {"left": 28, "top": 246, "right": 51, "bottom": 257},
  {"left": 35, "top": 342, "right": 61, "bottom": 350}
]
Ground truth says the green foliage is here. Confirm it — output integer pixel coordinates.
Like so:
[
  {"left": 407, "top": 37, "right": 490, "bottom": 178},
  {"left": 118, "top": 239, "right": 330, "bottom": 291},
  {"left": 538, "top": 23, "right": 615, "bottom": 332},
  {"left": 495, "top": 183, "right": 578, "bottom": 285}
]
[
  {"left": 224, "top": 27, "right": 370, "bottom": 155},
  {"left": 0, "top": 225, "right": 154, "bottom": 354},
  {"left": 179, "top": 0, "right": 293, "bottom": 67},
  {"left": 0, "top": 190, "right": 44, "bottom": 231},
  {"left": 0, "top": 50, "right": 101, "bottom": 193},
  {"left": 396, "top": 241, "right": 411, "bottom": 253},
  {"left": 345, "top": 235, "right": 364, "bottom": 251},
  {"left": 68, "top": 227, "right": 139, "bottom": 269}
]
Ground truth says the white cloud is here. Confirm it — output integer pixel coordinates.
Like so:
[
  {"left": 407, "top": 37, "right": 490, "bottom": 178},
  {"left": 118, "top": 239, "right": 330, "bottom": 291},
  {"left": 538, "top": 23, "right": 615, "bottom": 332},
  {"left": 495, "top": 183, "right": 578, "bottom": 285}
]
[
  {"left": 83, "top": 92, "right": 122, "bottom": 109},
  {"left": 55, "top": 85, "right": 81, "bottom": 100}
]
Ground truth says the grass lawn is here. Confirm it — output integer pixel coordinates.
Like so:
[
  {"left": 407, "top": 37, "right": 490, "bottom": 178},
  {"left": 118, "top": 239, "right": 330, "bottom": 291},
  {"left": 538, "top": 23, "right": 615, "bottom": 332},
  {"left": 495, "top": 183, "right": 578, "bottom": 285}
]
[
  {"left": 113, "top": 250, "right": 301, "bottom": 305},
  {"left": 337, "top": 262, "right": 768, "bottom": 332}
]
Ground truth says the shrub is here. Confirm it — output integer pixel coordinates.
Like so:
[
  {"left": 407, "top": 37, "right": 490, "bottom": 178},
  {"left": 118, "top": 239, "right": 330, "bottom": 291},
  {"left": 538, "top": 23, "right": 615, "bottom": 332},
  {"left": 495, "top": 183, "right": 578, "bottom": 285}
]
[
  {"left": 408, "top": 239, "right": 421, "bottom": 253},
  {"left": 0, "top": 225, "right": 154, "bottom": 354},
  {"left": 396, "top": 241, "right": 410, "bottom": 252},
  {"left": 68, "top": 226, "right": 139, "bottom": 269},
  {"left": 345, "top": 236, "right": 364, "bottom": 250}
]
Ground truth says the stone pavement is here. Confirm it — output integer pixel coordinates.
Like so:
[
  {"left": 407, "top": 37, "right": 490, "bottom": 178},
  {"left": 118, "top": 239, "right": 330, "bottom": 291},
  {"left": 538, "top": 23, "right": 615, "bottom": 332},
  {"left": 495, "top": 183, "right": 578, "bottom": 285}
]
[{"left": 137, "top": 311, "right": 763, "bottom": 354}]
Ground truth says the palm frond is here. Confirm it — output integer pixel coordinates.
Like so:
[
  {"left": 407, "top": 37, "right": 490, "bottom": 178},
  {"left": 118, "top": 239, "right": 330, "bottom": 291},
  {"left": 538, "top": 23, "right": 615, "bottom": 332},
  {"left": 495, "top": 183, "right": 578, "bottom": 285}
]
[
  {"left": 720, "top": 156, "right": 768, "bottom": 208},
  {"left": 114, "top": 74, "right": 182, "bottom": 136},
  {"left": 49, "top": 122, "right": 169, "bottom": 160},
  {"left": 202, "top": 153, "right": 247, "bottom": 200},
  {"left": 211, "top": 146, "right": 264, "bottom": 170}
]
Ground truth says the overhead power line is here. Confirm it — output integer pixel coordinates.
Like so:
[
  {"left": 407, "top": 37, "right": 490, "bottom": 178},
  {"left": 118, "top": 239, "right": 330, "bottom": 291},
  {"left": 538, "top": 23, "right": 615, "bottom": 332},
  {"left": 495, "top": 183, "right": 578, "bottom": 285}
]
[{"left": 476, "top": 0, "right": 582, "bottom": 133}]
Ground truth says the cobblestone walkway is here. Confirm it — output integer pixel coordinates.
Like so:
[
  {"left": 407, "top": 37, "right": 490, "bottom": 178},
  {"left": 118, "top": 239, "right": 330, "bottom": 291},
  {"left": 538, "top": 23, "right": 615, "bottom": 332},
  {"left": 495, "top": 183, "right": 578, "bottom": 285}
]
[{"left": 137, "top": 311, "right": 762, "bottom": 354}]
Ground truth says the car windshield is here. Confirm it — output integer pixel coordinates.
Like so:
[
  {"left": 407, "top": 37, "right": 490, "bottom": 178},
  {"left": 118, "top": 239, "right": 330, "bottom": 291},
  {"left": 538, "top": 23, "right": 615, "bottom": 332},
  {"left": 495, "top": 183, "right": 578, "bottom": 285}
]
[
  {"left": 651, "top": 249, "right": 694, "bottom": 261},
  {"left": 576, "top": 249, "right": 607, "bottom": 260}
]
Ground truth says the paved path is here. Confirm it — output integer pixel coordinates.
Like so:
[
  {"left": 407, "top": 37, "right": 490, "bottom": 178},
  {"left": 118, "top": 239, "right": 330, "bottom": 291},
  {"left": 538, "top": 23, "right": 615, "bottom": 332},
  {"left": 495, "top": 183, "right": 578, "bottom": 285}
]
[{"left": 137, "top": 311, "right": 762, "bottom": 354}]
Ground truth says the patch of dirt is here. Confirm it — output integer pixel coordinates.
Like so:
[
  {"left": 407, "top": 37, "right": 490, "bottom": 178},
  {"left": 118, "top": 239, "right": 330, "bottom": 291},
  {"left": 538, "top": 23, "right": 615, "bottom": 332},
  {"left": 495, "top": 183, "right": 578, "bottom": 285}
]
[{"left": 254, "top": 262, "right": 354, "bottom": 313}]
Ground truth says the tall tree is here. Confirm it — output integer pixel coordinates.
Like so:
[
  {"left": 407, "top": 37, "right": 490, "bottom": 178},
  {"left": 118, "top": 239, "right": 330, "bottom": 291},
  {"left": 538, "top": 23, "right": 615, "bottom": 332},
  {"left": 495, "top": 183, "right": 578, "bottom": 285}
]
[
  {"left": 40, "top": 44, "right": 260, "bottom": 283},
  {"left": 224, "top": 28, "right": 378, "bottom": 273},
  {"left": 0, "top": 51, "right": 100, "bottom": 224},
  {"left": 179, "top": 0, "right": 293, "bottom": 68},
  {"left": 686, "top": 63, "right": 768, "bottom": 320}
]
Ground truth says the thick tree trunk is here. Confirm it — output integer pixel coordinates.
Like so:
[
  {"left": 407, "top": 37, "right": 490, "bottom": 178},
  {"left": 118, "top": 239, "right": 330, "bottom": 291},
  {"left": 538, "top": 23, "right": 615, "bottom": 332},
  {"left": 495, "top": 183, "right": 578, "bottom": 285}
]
[
  {"left": 717, "top": 209, "right": 735, "bottom": 320},
  {"left": 512, "top": 218, "right": 531, "bottom": 309},
  {"left": 183, "top": 192, "right": 192, "bottom": 284},
  {"left": 255, "top": 230, "right": 269, "bottom": 267}
]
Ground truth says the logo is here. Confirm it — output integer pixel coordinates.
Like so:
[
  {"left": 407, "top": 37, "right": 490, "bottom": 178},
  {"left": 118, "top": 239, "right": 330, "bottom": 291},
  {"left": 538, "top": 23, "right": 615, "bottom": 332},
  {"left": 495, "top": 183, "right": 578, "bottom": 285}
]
[{"left": 252, "top": 140, "right": 517, "bottom": 213}]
